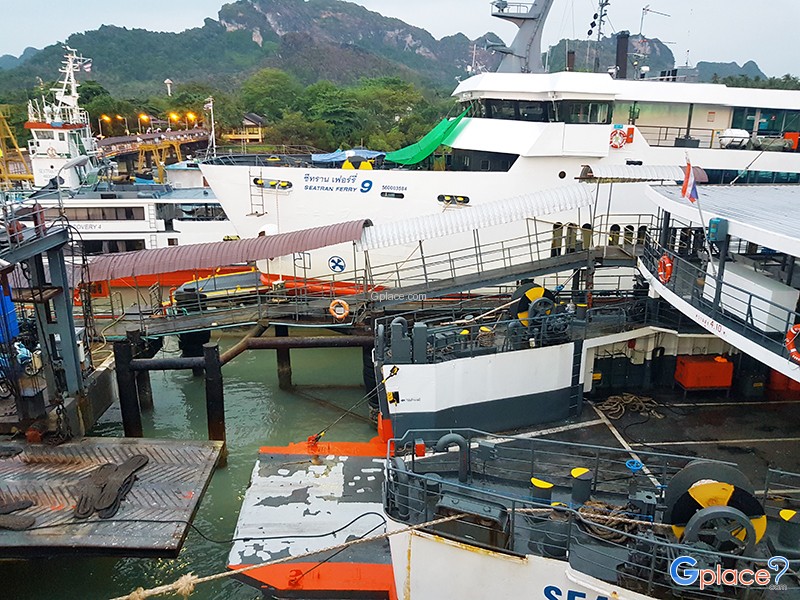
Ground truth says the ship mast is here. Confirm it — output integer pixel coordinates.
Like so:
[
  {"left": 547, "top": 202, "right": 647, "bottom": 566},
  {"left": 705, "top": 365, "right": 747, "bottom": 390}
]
[{"left": 490, "top": 0, "right": 556, "bottom": 74}]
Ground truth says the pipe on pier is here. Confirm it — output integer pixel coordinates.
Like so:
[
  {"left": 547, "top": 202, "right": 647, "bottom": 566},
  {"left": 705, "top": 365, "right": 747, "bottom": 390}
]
[
  {"left": 245, "top": 336, "right": 374, "bottom": 350},
  {"left": 129, "top": 356, "right": 205, "bottom": 371},
  {"left": 220, "top": 323, "right": 269, "bottom": 366}
]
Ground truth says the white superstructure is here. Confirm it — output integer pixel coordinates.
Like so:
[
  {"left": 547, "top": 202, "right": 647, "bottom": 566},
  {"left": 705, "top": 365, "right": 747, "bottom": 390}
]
[{"left": 201, "top": 1, "right": 800, "bottom": 283}]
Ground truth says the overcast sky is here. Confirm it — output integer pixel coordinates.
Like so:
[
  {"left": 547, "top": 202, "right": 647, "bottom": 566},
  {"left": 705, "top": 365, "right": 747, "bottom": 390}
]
[{"left": 0, "top": 0, "right": 796, "bottom": 77}]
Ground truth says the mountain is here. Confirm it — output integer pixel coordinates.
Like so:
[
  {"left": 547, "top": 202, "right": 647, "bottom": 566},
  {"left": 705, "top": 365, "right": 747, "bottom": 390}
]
[
  {"left": 695, "top": 60, "right": 767, "bottom": 82},
  {"left": 0, "top": 0, "right": 502, "bottom": 98},
  {"left": 545, "top": 34, "right": 676, "bottom": 77},
  {"left": 0, "top": 0, "right": 774, "bottom": 99},
  {"left": 0, "top": 47, "right": 40, "bottom": 71}
]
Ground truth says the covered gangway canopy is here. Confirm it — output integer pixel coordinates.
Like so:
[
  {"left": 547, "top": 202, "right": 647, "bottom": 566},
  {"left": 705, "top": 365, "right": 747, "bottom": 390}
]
[
  {"left": 578, "top": 164, "right": 702, "bottom": 183},
  {"left": 359, "top": 184, "right": 594, "bottom": 250},
  {"left": 87, "top": 220, "right": 371, "bottom": 282}
]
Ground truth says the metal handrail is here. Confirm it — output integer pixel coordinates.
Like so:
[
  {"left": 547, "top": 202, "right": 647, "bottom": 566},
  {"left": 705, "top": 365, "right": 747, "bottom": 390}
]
[
  {"left": 641, "top": 236, "right": 800, "bottom": 362},
  {"left": 385, "top": 429, "right": 800, "bottom": 599}
]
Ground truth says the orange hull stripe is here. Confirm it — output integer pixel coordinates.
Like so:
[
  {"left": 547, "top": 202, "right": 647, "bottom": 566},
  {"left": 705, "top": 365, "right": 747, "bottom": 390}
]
[
  {"left": 229, "top": 562, "right": 397, "bottom": 600},
  {"left": 259, "top": 436, "right": 386, "bottom": 457}
]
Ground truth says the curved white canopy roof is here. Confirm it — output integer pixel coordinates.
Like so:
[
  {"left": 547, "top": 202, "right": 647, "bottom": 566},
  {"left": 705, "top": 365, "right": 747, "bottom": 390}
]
[
  {"left": 454, "top": 71, "right": 800, "bottom": 110},
  {"left": 645, "top": 185, "right": 800, "bottom": 257}
]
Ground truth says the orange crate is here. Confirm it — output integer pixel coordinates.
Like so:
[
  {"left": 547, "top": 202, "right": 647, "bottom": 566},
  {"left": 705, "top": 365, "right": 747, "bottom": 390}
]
[{"left": 675, "top": 355, "right": 733, "bottom": 390}]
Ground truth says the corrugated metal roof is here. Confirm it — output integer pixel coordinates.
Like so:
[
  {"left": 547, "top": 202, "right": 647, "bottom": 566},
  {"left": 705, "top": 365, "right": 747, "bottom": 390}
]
[
  {"left": 88, "top": 219, "right": 370, "bottom": 281},
  {"left": 358, "top": 184, "right": 594, "bottom": 251},
  {"left": 579, "top": 164, "right": 687, "bottom": 182},
  {"left": 647, "top": 185, "right": 800, "bottom": 257}
]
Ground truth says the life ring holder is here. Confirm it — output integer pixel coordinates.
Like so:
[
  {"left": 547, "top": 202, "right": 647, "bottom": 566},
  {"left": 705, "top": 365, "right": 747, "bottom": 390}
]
[
  {"left": 657, "top": 254, "right": 674, "bottom": 284},
  {"left": 329, "top": 299, "right": 350, "bottom": 321},
  {"left": 786, "top": 325, "right": 800, "bottom": 364},
  {"left": 609, "top": 129, "right": 627, "bottom": 149}
]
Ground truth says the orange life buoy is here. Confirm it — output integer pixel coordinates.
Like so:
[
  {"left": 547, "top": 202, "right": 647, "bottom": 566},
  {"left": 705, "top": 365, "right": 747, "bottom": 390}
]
[
  {"left": 786, "top": 325, "right": 800, "bottom": 364},
  {"left": 657, "top": 254, "right": 673, "bottom": 284},
  {"left": 72, "top": 286, "right": 82, "bottom": 306},
  {"left": 329, "top": 299, "right": 350, "bottom": 321},
  {"left": 609, "top": 129, "right": 627, "bottom": 149}
]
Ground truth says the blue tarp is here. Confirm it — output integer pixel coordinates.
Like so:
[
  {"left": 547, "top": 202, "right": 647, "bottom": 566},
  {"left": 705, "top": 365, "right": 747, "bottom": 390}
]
[{"left": 311, "top": 148, "right": 386, "bottom": 163}]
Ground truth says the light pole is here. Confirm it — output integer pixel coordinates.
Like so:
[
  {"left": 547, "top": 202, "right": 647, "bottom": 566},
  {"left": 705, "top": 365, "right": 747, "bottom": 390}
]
[
  {"left": 115, "top": 114, "right": 129, "bottom": 135},
  {"left": 204, "top": 97, "right": 216, "bottom": 158},
  {"left": 168, "top": 112, "right": 180, "bottom": 131},
  {"left": 138, "top": 113, "right": 150, "bottom": 134},
  {"left": 186, "top": 112, "right": 196, "bottom": 130},
  {"left": 98, "top": 114, "right": 111, "bottom": 137}
]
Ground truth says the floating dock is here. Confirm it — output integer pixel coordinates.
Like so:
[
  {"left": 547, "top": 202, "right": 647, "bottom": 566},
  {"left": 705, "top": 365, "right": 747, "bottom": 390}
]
[
  {"left": 230, "top": 437, "right": 396, "bottom": 599},
  {"left": 0, "top": 437, "right": 222, "bottom": 557}
]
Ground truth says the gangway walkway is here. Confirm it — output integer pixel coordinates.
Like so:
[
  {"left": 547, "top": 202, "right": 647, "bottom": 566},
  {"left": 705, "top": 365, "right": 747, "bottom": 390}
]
[{"left": 83, "top": 184, "right": 643, "bottom": 336}]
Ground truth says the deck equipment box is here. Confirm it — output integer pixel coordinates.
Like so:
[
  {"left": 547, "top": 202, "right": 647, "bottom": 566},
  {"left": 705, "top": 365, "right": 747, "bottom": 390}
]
[{"left": 675, "top": 355, "right": 733, "bottom": 390}]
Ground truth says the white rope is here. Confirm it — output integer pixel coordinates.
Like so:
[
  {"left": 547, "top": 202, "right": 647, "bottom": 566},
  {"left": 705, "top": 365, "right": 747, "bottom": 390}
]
[{"left": 109, "top": 513, "right": 464, "bottom": 600}]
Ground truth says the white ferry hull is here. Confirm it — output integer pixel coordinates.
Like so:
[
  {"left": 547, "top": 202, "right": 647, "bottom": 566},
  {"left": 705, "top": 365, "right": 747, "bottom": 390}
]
[{"left": 387, "top": 524, "right": 657, "bottom": 600}]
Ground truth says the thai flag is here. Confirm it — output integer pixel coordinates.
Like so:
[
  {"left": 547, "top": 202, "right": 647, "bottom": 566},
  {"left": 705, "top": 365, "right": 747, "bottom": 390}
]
[
  {"left": 83, "top": 59, "right": 92, "bottom": 73},
  {"left": 681, "top": 161, "right": 698, "bottom": 203}
]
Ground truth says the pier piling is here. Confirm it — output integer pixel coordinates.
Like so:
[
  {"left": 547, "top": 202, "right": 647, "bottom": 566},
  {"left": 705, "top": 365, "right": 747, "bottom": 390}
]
[
  {"left": 275, "top": 324, "right": 293, "bottom": 390},
  {"left": 114, "top": 340, "right": 143, "bottom": 437},
  {"left": 127, "top": 329, "right": 153, "bottom": 411},
  {"left": 203, "top": 343, "right": 227, "bottom": 467}
]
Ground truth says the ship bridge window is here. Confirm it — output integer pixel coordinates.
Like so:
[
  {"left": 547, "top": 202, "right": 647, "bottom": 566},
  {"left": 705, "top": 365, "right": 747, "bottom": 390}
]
[
  {"left": 45, "top": 207, "right": 145, "bottom": 221},
  {"left": 175, "top": 203, "right": 228, "bottom": 221},
  {"left": 35, "top": 131, "right": 55, "bottom": 140},
  {"left": 559, "top": 101, "right": 612, "bottom": 125},
  {"left": 80, "top": 239, "right": 145, "bottom": 255},
  {"left": 450, "top": 150, "right": 518, "bottom": 172},
  {"left": 486, "top": 100, "right": 519, "bottom": 120}
]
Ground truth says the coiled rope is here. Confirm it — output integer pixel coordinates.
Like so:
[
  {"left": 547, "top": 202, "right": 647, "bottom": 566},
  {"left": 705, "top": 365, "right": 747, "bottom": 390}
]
[
  {"left": 109, "top": 512, "right": 465, "bottom": 600},
  {"left": 594, "top": 393, "right": 663, "bottom": 420}
]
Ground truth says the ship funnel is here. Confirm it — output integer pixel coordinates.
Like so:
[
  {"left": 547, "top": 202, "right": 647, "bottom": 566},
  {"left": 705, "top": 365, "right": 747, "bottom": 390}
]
[{"left": 615, "top": 31, "right": 630, "bottom": 79}]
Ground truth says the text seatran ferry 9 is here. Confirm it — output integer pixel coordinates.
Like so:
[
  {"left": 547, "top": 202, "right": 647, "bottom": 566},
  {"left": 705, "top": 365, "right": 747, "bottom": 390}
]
[{"left": 200, "top": 0, "right": 800, "bottom": 289}]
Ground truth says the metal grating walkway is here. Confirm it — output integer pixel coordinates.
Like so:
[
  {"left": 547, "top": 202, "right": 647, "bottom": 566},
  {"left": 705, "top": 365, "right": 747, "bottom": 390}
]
[{"left": 0, "top": 437, "right": 222, "bottom": 557}]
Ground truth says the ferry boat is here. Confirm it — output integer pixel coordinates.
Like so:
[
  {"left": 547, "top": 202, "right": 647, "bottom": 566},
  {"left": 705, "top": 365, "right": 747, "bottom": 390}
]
[
  {"left": 17, "top": 47, "right": 240, "bottom": 285},
  {"left": 200, "top": 0, "right": 800, "bottom": 287},
  {"left": 229, "top": 181, "right": 800, "bottom": 598}
]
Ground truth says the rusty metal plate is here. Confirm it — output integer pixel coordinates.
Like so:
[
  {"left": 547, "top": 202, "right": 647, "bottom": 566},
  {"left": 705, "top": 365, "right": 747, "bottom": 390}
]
[{"left": 0, "top": 437, "right": 222, "bottom": 557}]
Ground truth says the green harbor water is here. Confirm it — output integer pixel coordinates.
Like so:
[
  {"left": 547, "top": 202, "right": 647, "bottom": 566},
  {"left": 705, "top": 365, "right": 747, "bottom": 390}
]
[{"left": 0, "top": 332, "right": 375, "bottom": 600}]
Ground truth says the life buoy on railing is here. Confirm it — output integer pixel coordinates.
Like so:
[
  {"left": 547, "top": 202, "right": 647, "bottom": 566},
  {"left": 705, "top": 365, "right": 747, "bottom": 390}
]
[
  {"left": 46, "top": 146, "right": 57, "bottom": 158},
  {"left": 329, "top": 299, "right": 350, "bottom": 321},
  {"left": 786, "top": 325, "right": 800, "bottom": 364},
  {"left": 72, "top": 286, "right": 82, "bottom": 307},
  {"left": 657, "top": 254, "right": 674, "bottom": 284},
  {"left": 609, "top": 129, "right": 627, "bottom": 149}
]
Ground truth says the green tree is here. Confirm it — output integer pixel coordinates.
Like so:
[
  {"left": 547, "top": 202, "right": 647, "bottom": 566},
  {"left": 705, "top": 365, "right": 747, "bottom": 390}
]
[
  {"left": 240, "top": 69, "right": 303, "bottom": 122},
  {"left": 304, "top": 83, "right": 364, "bottom": 143},
  {"left": 262, "top": 111, "right": 333, "bottom": 149},
  {"left": 77, "top": 80, "right": 110, "bottom": 105}
]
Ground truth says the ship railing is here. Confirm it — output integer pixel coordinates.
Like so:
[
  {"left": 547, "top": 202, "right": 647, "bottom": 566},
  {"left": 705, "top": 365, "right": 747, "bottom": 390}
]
[
  {"left": 0, "top": 193, "right": 66, "bottom": 250},
  {"left": 385, "top": 429, "right": 800, "bottom": 599},
  {"left": 636, "top": 125, "right": 717, "bottom": 150},
  {"left": 641, "top": 232, "right": 800, "bottom": 362},
  {"left": 491, "top": 2, "right": 536, "bottom": 17},
  {"left": 165, "top": 268, "right": 376, "bottom": 321},
  {"left": 365, "top": 224, "right": 563, "bottom": 293}
]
